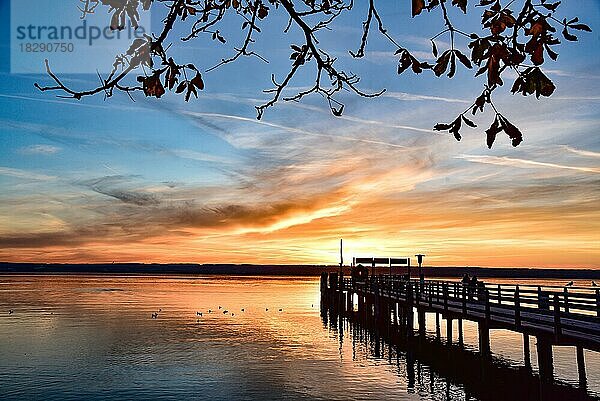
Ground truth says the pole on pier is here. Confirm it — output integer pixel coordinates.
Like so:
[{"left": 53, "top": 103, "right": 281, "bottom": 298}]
[
  {"left": 458, "top": 318, "right": 464, "bottom": 348},
  {"left": 435, "top": 313, "right": 441, "bottom": 341},
  {"left": 446, "top": 318, "right": 453, "bottom": 345},
  {"left": 339, "top": 239, "right": 343, "bottom": 276},
  {"left": 415, "top": 254, "right": 425, "bottom": 278},
  {"left": 577, "top": 346, "right": 587, "bottom": 389}
]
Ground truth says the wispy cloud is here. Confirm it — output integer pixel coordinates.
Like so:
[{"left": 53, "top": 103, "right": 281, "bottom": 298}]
[
  {"left": 0, "top": 167, "right": 56, "bottom": 181},
  {"left": 18, "top": 144, "right": 61, "bottom": 155},
  {"left": 384, "top": 91, "right": 470, "bottom": 104},
  {"left": 562, "top": 145, "right": 600, "bottom": 158},
  {"left": 183, "top": 111, "right": 416, "bottom": 148},
  {"left": 80, "top": 175, "right": 160, "bottom": 206},
  {"left": 457, "top": 155, "right": 600, "bottom": 174}
]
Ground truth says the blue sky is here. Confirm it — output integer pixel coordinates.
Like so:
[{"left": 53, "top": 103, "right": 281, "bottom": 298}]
[{"left": 0, "top": 0, "right": 599, "bottom": 266}]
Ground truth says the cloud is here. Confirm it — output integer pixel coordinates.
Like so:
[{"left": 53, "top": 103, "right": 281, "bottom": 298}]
[
  {"left": 80, "top": 175, "right": 161, "bottom": 206},
  {"left": 0, "top": 167, "right": 56, "bottom": 181},
  {"left": 183, "top": 111, "right": 424, "bottom": 149},
  {"left": 562, "top": 146, "right": 600, "bottom": 158},
  {"left": 384, "top": 91, "right": 470, "bottom": 104},
  {"left": 18, "top": 144, "right": 61, "bottom": 155},
  {"left": 0, "top": 232, "right": 85, "bottom": 248},
  {"left": 456, "top": 155, "right": 600, "bottom": 174}
]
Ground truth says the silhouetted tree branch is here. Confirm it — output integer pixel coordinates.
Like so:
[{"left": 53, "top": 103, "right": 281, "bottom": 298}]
[{"left": 35, "top": 0, "right": 591, "bottom": 148}]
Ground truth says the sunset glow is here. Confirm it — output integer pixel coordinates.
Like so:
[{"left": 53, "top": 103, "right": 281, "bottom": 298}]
[{"left": 1, "top": 1, "right": 599, "bottom": 268}]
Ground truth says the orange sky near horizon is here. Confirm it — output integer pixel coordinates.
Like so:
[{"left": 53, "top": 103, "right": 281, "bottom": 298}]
[{"left": 2, "top": 157, "right": 598, "bottom": 268}]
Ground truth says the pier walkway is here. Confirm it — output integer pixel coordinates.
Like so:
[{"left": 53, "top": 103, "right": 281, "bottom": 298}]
[{"left": 321, "top": 273, "right": 600, "bottom": 387}]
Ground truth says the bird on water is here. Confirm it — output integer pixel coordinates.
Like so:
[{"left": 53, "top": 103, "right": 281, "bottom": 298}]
[{"left": 565, "top": 281, "right": 574, "bottom": 287}]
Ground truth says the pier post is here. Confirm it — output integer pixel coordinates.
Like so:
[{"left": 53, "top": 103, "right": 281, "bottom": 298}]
[
  {"left": 478, "top": 321, "right": 490, "bottom": 357},
  {"left": 320, "top": 272, "right": 328, "bottom": 294},
  {"left": 406, "top": 306, "right": 414, "bottom": 336},
  {"left": 577, "top": 346, "right": 587, "bottom": 389},
  {"left": 418, "top": 309, "right": 426, "bottom": 337},
  {"left": 446, "top": 318, "right": 453, "bottom": 345},
  {"left": 458, "top": 318, "right": 464, "bottom": 348},
  {"left": 514, "top": 285, "right": 521, "bottom": 328},
  {"left": 356, "top": 292, "right": 362, "bottom": 313},
  {"left": 435, "top": 313, "right": 441, "bottom": 341},
  {"left": 329, "top": 273, "right": 338, "bottom": 294},
  {"left": 523, "top": 333, "right": 531, "bottom": 370},
  {"left": 346, "top": 290, "right": 353, "bottom": 314},
  {"left": 536, "top": 336, "right": 553, "bottom": 383}
]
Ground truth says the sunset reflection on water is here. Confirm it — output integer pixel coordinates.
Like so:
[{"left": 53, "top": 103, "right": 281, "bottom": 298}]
[{"left": 0, "top": 275, "right": 598, "bottom": 400}]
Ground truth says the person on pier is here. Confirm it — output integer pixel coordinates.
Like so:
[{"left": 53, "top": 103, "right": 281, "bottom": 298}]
[
  {"left": 469, "top": 275, "right": 479, "bottom": 300},
  {"left": 461, "top": 273, "right": 470, "bottom": 299}
]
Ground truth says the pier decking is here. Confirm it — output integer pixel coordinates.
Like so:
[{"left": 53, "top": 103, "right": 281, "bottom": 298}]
[{"left": 321, "top": 273, "right": 600, "bottom": 388}]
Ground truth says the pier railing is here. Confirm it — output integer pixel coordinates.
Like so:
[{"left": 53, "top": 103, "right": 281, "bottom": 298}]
[
  {"left": 322, "top": 272, "right": 600, "bottom": 388},
  {"left": 336, "top": 275, "right": 600, "bottom": 348}
]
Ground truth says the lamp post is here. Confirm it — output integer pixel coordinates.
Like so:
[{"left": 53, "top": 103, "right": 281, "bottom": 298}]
[
  {"left": 415, "top": 254, "right": 426, "bottom": 277},
  {"left": 339, "top": 239, "right": 343, "bottom": 276}
]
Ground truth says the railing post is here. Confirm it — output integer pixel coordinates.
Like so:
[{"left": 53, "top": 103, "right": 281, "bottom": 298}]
[
  {"left": 553, "top": 294, "right": 561, "bottom": 337},
  {"left": 497, "top": 284, "right": 502, "bottom": 305},
  {"left": 563, "top": 288, "right": 569, "bottom": 314},
  {"left": 596, "top": 289, "right": 600, "bottom": 318},
  {"left": 415, "top": 280, "right": 420, "bottom": 306},
  {"left": 428, "top": 282, "right": 433, "bottom": 307},
  {"left": 462, "top": 284, "right": 467, "bottom": 314},
  {"left": 443, "top": 283, "right": 448, "bottom": 312},
  {"left": 514, "top": 285, "right": 521, "bottom": 328},
  {"left": 538, "top": 286, "right": 549, "bottom": 311},
  {"left": 485, "top": 286, "right": 490, "bottom": 321}
]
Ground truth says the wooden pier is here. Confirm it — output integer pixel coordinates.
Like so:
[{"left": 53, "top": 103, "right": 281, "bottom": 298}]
[{"left": 321, "top": 272, "right": 600, "bottom": 388}]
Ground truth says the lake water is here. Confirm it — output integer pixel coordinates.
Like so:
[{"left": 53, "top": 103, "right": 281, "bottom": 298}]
[{"left": 0, "top": 275, "right": 598, "bottom": 400}]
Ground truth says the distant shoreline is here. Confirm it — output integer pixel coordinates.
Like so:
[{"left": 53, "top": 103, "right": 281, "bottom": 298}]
[{"left": 0, "top": 262, "right": 598, "bottom": 279}]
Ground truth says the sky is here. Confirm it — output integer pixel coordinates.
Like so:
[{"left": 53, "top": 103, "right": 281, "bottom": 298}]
[{"left": 0, "top": 1, "right": 599, "bottom": 268}]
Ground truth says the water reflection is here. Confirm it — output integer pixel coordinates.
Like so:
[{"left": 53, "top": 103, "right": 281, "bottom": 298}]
[
  {"left": 321, "top": 293, "right": 599, "bottom": 401},
  {"left": 0, "top": 275, "right": 598, "bottom": 401}
]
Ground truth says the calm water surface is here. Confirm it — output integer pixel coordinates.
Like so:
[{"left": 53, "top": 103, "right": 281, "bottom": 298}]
[{"left": 0, "top": 275, "right": 598, "bottom": 400}]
